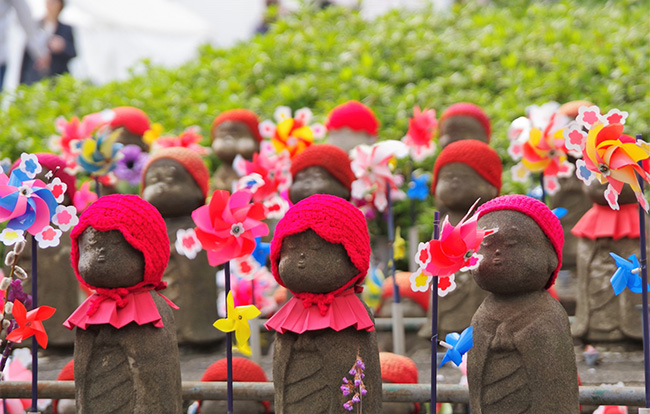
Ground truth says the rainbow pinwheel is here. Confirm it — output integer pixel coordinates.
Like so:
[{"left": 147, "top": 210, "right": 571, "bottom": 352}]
[
  {"left": 350, "top": 140, "right": 409, "bottom": 213},
  {"left": 259, "top": 107, "right": 326, "bottom": 159},
  {"left": 401, "top": 106, "right": 438, "bottom": 162},
  {"left": 213, "top": 291, "right": 261, "bottom": 356},
  {"left": 191, "top": 189, "right": 269, "bottom": 266},
  {"left": 609, "top": 253, "right": 649, "bottom": 295},
  {"left": 410, "top": 200, "right": 497, "bottom": 293},
  {"left": 75, "top": 128, "right": 124, "bottom": 176},
  {"left": 439, "top": 326, "right": 473, "bottom": 367},
  {"left": 508, "top": 103, "right": 574, "bottom": 195},
  {"left": 233, "top": 142, "right": 292, "bottom": 204},
  {"left": 51, "top": 111, "right": 112, "bottom": 170},
  {"left": 564, "top": 105, "right": 650, "bottom": 211},
  {"left": 5, "top": 300, "right": 56, "bottom": 349}
]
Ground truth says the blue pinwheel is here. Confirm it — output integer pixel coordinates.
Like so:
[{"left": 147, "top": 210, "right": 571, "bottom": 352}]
[
  {"left": 406, "top": 173, "right": 429, "bottom": 201},
  {"left": 439, "top": 326, "right": 473, "bottom": 368},
  {"left": 609, "top": 253, "right": 649, "bottom": 295},
  {"left": 552, "top": 207, "right": 568, "bottom": 220},
  {"left": 76, "top": 128, "right": 123, "bottom": 176},
  {"left": 0, "top": 168, "right": 58, "bottom": 235},
  {"left": 251, "top": 237, "right": 271, "bottom": 267}
]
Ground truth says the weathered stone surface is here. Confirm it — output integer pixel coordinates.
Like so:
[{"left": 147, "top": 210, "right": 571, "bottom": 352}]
[
  {"left": 438, "top": 115, "right": 488, "bottom": 149},
  {"left": 211, "top": 120, "right": 259, "bottom": 192},
  {"left": 289, "top": 166, "right": 350, "bottom": 204},
  {"left": 326, "top": 127, "right": 376, "bottom": 154}
]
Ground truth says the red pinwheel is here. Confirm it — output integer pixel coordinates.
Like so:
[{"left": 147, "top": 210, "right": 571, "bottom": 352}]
[
  {"left": 6, "top": 300, "right": 56, "bottom": 348},
  {"left": 192, "top": 190, "right": 269, "bottom": 266}
]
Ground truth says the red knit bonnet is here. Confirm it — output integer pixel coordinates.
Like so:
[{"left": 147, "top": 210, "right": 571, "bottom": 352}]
[
  {"left": 290, "top": 144, "right": 355, "bottom": 191},
  {"left": 432, "top": 139, "right": 502, "bottom": 194},
  {"left": 440, "top": 102, "right": 491, "bottom": 140},
  {"left": 141, "top": 147, "right": 210, "bottom": 198},
  {"left": 270, "top": 194, "right": 370, "bottom": 296},
  {"left": 211, "top": 109, "right": 262, "bottom": 142},
  {"left": 325, "top": 100, "right": 379, "bottom": 136},
  {"left": 110, "top": 106, "right": 151, "bottom": 136}
]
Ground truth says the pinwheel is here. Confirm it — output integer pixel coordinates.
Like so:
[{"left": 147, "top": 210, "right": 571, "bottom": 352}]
[
  {"left": 609, "top": 253, "right": 649, "bottom": 295},
  {"left": 75, "top": 128, "right": 124, "bottom": 176},
  {"left": 73, "top": 181, "right": 98, "bottom": 213},
  {"left": 5, "top": 300, "right": 56, "bottom": 349},
  {"left": 192, "top": 190, "right": 269, "bottom": 266},
  {"left": 439, "top": 326, "right": 473, "bottom": 368},
  {"left": 251, "top": 236, "right": 270, "bottom": 267},
  {"left": 401, "top": 106, "right": 438, "bottom": 162},
  {"left": 406, "top": 172, "right": 430, "bottom": 201},
  {"left": 151, "top": 126, "right": 209, "bottom": 155},
  {"left": 52, "top": 111, "right": 112, "bottom": 169},
  {"left": 143, "top": 122, "right": 164, "bottom": 146},
  {"left": 350, "top": 140, "right": 409, "bottom": 213},
  {"left": 564, "top": 105, "right": 649, "bottom": 211},
  {"left": 213, "top": 291, "right": 261, "bottom": 356},
  {"left": 259, "top": 106, "right": 326, "bottom": 159},
  {"left": 233, "top": 142, "right": 292, "bottom": 204}
]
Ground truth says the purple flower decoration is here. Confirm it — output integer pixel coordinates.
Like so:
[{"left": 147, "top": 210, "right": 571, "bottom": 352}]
[
  {"left": 114, "top": 145, "right": 149, "bottom": 186},
  {"left": 7, "top": 279, "right": 32, "bottom": 310},
  {"left": 341, "top": 349, "right": 367, "bottom": 411}
]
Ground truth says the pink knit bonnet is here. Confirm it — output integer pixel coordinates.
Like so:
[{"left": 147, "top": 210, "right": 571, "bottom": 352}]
[
  {"left": 70, "top": 194, "right": 170, "bottom": 292},
  {"left": 477, "top": 194, "right": 563, "bottom": 288},
  {"left": 270, "top": 194, "right": 370, "bottom": 295}
]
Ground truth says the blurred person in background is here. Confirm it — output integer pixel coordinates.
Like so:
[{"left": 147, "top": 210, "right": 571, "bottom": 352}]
[
  {"left": 20, "top": 0, "right": 74, "bottom": 84},
  {"left": 0, "top": 0, "right": 50, "bottom": 89}
]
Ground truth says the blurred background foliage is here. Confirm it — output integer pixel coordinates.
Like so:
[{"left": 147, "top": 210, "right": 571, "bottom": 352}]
[{"left": 0, "top": 0, "right": 648, "bottom": 251}]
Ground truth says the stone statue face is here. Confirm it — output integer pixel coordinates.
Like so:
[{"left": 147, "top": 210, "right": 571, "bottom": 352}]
[
  {"left": 200, "top": 400, "right": 266, "bottom": 414},
  {"left": 327, "top": 127, "right": 376, "bottom": 154},
  {"left": 439, "top": 116, "right": 488, "bottom": 149},
  {"left": 112, "top": 128, "right": 149, "bottom": 152},
  {"left": 211, "top": 121, "right": 259, "bottom": 164},
  {"left": 435, "top": 163, "right": 498, "bottom": 211},
  {"left": 584, "top": 179, "right": 637, "bottom": 205},
  {"left": 278, "top": 229, "right": 358, "bottom": 294},
  {"left": 289, "top": 166, "right": 351, "bottom": 204},
  {"left": 473, "top": 210, "right": 557, "bottom": 295},
  {"left": 77, "top": 227, "right": 144, "bottom": 288},
  {"left": 142, "top": 158, "right": 205, "bottom": 218}
]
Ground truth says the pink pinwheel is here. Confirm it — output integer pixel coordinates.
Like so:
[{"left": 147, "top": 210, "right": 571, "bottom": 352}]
[
  {"left": 401, "top": 106, "right": 438, "bottom": 162},
  {"left": 151, "top": 126, "right": 209, "bottom": 155},
  {"left": 564, "top": 105, "right": 650, "bottom": 211},
  {"left": 410, "top": 200, "right": 497, "bottom": 293},
  {"left": 6, "top": 300, "right": 56, "bottom": 348},
  {"left": 192, "top": 190, "right": 269, "bottom": 266},
  {"left": 73, "top": 181, "right": 98, "bottom": 213},
  {"left": 350, "top": 140, "right": 408, "bottom": 212},
  {"left": 233, "top": 141, "right": 292, "bottom": 203}
]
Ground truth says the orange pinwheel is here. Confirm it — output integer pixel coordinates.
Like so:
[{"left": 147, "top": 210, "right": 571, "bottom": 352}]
[
  {"left": 258, "top": 107, "right": 326, "bottom": 159},
  {"left": 6, "top": 300, "right": 56, "bottom": 348}
]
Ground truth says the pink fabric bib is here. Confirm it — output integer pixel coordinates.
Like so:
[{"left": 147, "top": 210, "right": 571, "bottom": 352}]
[
  {"left": 264, "top": 289, "right": 375, "bottom": 334},
  {"left": 571, "top": 203, "right": 639, "bottom": 240}
]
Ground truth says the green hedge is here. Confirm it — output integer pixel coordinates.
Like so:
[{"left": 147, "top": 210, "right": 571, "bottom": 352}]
[{"left": 1, "top": 0, "right": 648, "bottom": 242}]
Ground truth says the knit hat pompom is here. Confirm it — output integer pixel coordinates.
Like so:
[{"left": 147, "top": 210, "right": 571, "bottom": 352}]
[
  {"left": 380, "top": 272, "right": 429, "bottom": 313},
  {"left": 440, "top": 103, "right": 491, "bottom": 140},
  {"left": 380, "top": 352, "right": 418, "bottom": 384},
  {"left": 432, "top": 139, "right": 502, "bottom": 194},
  {"left": 325, "top": 100, "right": 379, "bottom": 136},
  {"left": 270, "top": 194, "right": 370, "bottom": 294},
  {"left": 211, "top": 109, "right": 262, "bottom": 142},
  {"left": 142, "top": 147, "right": 210, "bottom": 198},
  {"left": 110, "top": 106, "right": 151, "bottom": 136},
  {"left": 70, "top": 194, "right": 170, "bottom": 290},
  {"left": 477, "top": 194, "right": 563, "bottom": 288},
  {"left": 10, "top": 153, "right": 76, "bottom": 200},
  {"left": 290, "top": 144, "right": 355, "bottom": 190}
]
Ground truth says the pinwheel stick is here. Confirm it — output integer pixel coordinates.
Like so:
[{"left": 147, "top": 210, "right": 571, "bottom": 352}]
[
  {"left": 94, "top": 177, "right": 100, "bottom": 198},
  {"left": 30, "top": 236, "right": 38, "bottom": 413},
  {"left": 636, "top": 146, "right": 650, "bottom": 409},
  {"left": 540, "top": 172, "right": 546, "bottom": 205},
  {"left": 431, "top": 211, "right": 440, "bottom": 409},
  {"left": 387, "top": 181, "right": 405, "bottom": 355},
  {"left": 249, "top": 281, "right": 262, "bottom": 364},
  {"left": 224, "top": 261, "right": 234, "bottom": 414}
]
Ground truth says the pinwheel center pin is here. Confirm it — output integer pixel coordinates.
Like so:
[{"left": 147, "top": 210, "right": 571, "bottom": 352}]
[
  {"left": 439, "top": 340, "right": 453, "bottom": 350},
  {"left": 19, "top": 185, "right": 32, "bottom": 197},
  {"left": 548, "top": 149, "right": 557, "bottom": 158},
  {"left": 230, "top": 223, "right": 244, "bottom": 237},
  {"left": 598, "top": 163, "right": 610, "bottom": 175},
  {"left": 464, "top": 250, "right": 474, "bottom": 260}
]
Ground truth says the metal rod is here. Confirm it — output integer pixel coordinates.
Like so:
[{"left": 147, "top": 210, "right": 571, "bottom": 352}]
[
  {"left": 0, "top": 382, "right": 645, "bottom": 405},
  {"left": 431, "top": 211, "right": 440, "bottom": 409},
  {"left": 540, "top": 172, "right": 546, "bottom": 204},
  {"left": 224, "top": 261, "right": 233, "bottom": 414},
  {"left": 30, "top": 235, "right": 38, "bottom": 413},
  {"left": 636, "top": 149, "right": 650, "bottom": 408},
  {"left": 387, "top": 180, "right": 405, "bottom": 356}
]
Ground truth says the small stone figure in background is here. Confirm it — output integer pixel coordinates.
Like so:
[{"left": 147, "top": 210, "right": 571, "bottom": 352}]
[
  {"left": 420, "top": 140, "right": 501, "bottom": 340},
  {"left": 571, "top": 181, "right": 643, "bottom": 342},
  {"left": 211, "top": 109, "right": 262, "bottom": 191},
  {"left": 265, "top": 195, "right": 382, "bottom": 413},
  {"left": 5, "top": 153, "right": 78, "bottom": 348},
  {"left": 469, "top": 195, "right": 579, "bottom": 413},
  {"left": 142, "top": 147, "right": 221, "bottom": 346},
  {"left": 289, "top": 143, "right": 354, "bottom": 204},
  {"left": 52, "top": 360, "right": 75, "bottom": 414},
  {"left": 438, "top": 103, "right": 491, "bottom": 149},
  {"left": 379, "top": 352, "right": 420, "bottom": 414},
  {"left": 325, "top": 100, "right": 379, "bottom": 153},
  {"left": 197, "top": 357, "right": 271, "bottom": 414},
  {"left": 64, "top": 195, "right": 182, "bottom": 413},
  {"left": 106, "top": 106, "right": 151, "bottom": 151}
]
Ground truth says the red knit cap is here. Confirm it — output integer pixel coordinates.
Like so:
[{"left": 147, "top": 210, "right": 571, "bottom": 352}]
[
  {"left": 271, "top": 194, "right": 370, "bottom": 295},
  {"left": 380, "top": 352, "right": 418, "bottom": 384},
  {"left": 70, "top": 194, "right": 170, "bottom": 292},
  {"left": 110, "top": 106, "right": 151, "bottom": 136},
  {"left": 440, "top": 103, "right": 491, "bottom": 140},
  {"left": 432, "top": 140, "right": 502, "bottom": 193},
  {"left": 380, "top": 272, "right": 429, "bottom": 313},
  {"left": 290, "top": 144, "right": 355, "bottom": 191},
  {"left": 141, "top": 147, "right": 210, "bottom": 198},
  {"left": 10, "top": 153, "right": 76, "bottom": 200},
  {"left": 325, "top": 100, "right": 379, "bottom": 136},
  {"left": 211, "top": 109, "right": 262, "bottom": 142},
  {"left": 201, "top": 357, "right": 270, "bottom": 413},
  {"left": 477, "top": 194, "right": 564, "bottom": 288}
]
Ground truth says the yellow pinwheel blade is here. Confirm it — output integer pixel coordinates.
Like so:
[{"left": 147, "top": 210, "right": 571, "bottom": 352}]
[{"left": 213, "top": 318, "right": 236, "bottom": 333}]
